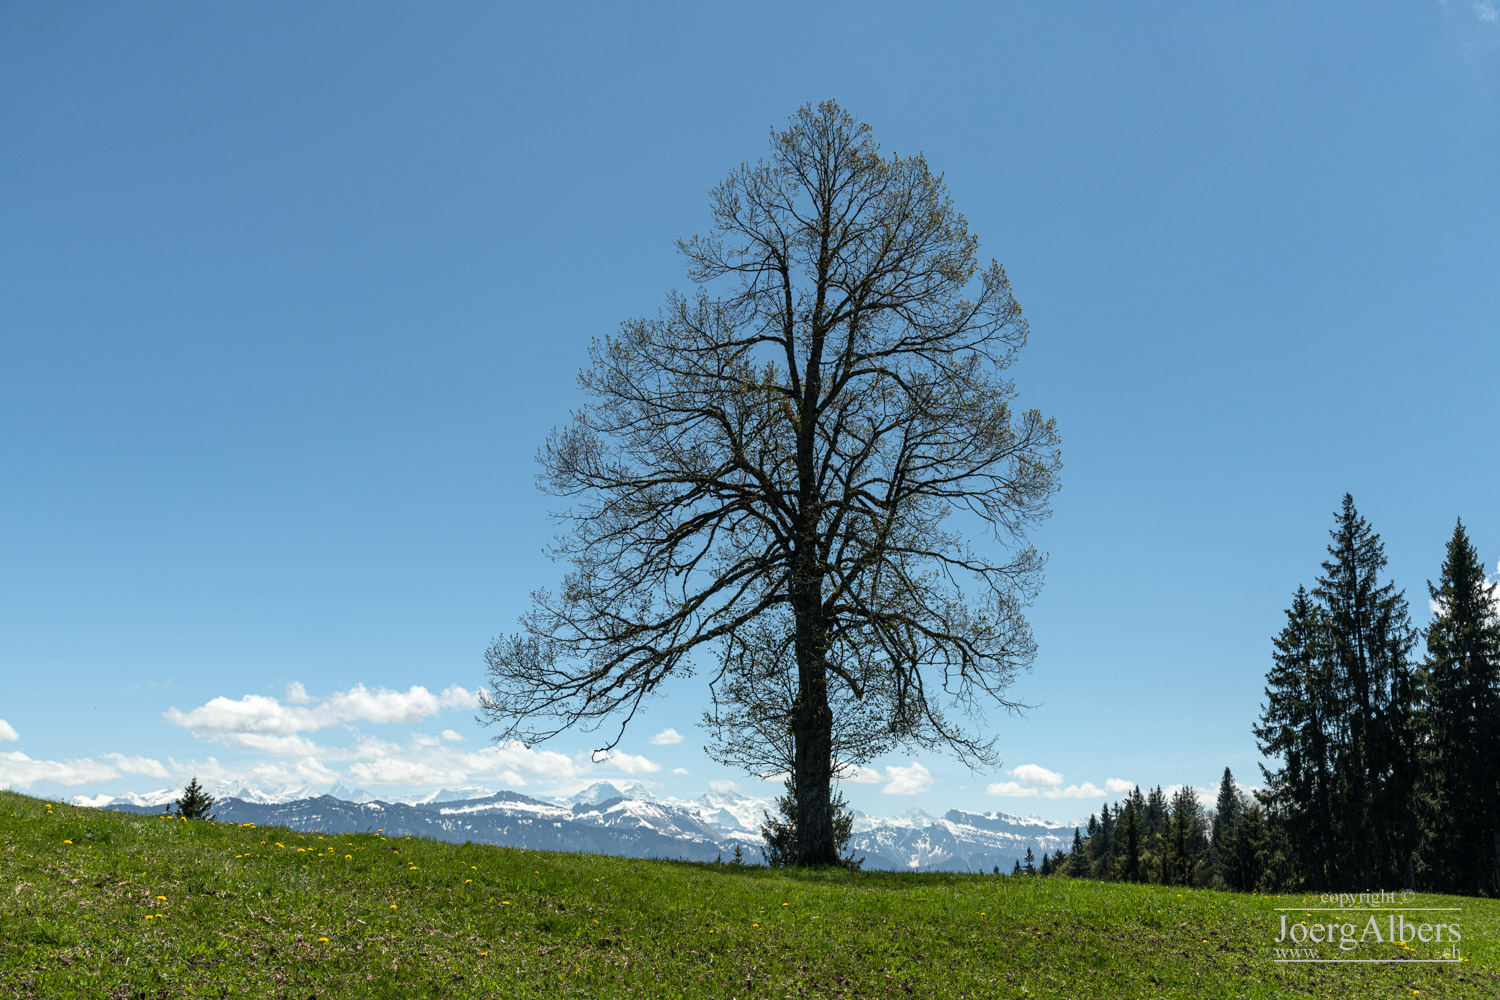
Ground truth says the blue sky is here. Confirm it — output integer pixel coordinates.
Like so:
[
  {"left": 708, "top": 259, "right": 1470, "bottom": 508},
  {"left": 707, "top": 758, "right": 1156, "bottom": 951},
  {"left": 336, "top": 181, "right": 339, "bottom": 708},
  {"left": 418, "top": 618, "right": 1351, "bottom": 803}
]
[{"left": 3, "top": 4, "right": 1497, "bottom": 823}]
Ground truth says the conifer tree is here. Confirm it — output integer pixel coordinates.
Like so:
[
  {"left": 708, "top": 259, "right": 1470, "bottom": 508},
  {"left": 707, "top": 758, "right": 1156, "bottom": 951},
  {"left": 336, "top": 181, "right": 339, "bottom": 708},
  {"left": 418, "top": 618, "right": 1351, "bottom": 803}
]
[
  {"left": 1222, "top": 800, "right": 1267, "bottom": 892},
  {"left": 1012, "top": 859, "right": 1022, "bottom": 875},
  {"left": 1314, "top": 495, "right": 1419, "bottom": 888},
  {"left": 173, "top": 776, "right": 215, "bottom": 821},
  {"left": 1165, "top": 785, "right": 1207, "bottom": 886},
  {"left": 1071, "top": 827, "right": 1085, "bottom": 875},
  {"left": 1040, "top": 852, "right": 1053, "bottom": 876},
  {"left": 1122, "top": 800, "right": 1142, "bottom": 883},
  {"left": 1210, "top": 767, "right": 1240, "bottom": 886},
  {"left": 1023, "top": 846, "right": 1036, "bottom": 875},
  {"left": 1145, "top": 786, "right": 1168, "bottom": 839},
  {"left": 760, "top": 776, "right": 861, "bottom": 869},
  {"left": 1420, "top": 519, "right": 1500, "bottom": 895},
  {"left": 1255, "top": 585, "right": 1333, "bottom": 888}
]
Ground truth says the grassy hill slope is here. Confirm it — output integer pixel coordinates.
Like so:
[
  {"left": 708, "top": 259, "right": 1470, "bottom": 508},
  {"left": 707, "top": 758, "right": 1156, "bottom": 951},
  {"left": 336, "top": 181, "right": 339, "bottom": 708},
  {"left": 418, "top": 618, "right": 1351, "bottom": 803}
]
[{"left": 2, "top": 790, "right": 1498, "bottom": 998}]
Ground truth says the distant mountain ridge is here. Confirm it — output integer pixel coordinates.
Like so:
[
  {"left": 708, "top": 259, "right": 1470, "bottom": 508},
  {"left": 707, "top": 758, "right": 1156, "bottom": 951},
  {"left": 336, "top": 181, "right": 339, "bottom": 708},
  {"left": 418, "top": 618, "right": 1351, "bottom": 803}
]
[{"left": 82, "top": 781, "right": 1074, "bottom": 872}]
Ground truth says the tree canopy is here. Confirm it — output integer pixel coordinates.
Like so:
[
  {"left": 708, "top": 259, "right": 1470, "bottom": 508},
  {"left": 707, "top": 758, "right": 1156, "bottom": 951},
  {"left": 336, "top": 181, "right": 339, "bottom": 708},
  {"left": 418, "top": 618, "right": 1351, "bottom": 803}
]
[{"left": 480, "top": 100, "right": 1060, "bottom": 864}]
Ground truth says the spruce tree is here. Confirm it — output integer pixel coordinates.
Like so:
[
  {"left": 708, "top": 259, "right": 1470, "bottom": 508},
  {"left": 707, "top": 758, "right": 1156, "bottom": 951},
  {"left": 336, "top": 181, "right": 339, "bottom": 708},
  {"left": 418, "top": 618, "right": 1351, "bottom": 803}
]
[
  {"left": 1070, "top": 827, "right": 1086, "bottom": 876},
  {"left": 1314, "top": 495, "right": 1419, "bottom": 888},
  {"left": 1023, "top": 846, "right": 1036, "bottom": 875},
  {"left": 1122, "top": 800, "right": 1142, "bottom": 883},
  {"left": 760, "top": 776, "right": 862, "bottom": 869},
  {"left": 1040, "top": 852, "right": 1053, "bottom": 876},
  {"left": 1012, "top": 859, "right": 1022, "bottom": 875},
  {"left": 1098, "top": 803, "right": 1114, "bottom": 865},
  {"left": 1255, "top": 585, "right": 1333, "bottom": 888},
  {"left": 1420, "top": 519, "right": 1500, "bottom": 895},
  {"left": 1165, "top": 785, "right": 1207, "bottom": 886},
  {"left": 173, "top": 776, "right": 215, "bottom": 821},
  {"left": 1210, "top": 767, "right": 1240, "bottom": 887}
]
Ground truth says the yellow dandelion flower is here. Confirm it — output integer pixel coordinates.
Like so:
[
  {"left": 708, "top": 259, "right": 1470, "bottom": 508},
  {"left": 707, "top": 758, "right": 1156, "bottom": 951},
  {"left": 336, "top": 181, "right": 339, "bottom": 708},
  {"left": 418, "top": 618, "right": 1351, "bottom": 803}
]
[
  {"left": 345, "top": 854, "right": 352, "bottom": 860},
  {"left": 782, "top": 903, "right": 788, "bottom": 907},
  {"left": 156, "top": 896, "right": 166, "bottom": 901},
  {"left": 144, "top": 914, "right": 154, "bottom": 920},
  {"left": 318, "top": 936, "right": 329, "bottom": 943},
  {"left": 502, "top": 901, "right": 511, "bottom": 906},
  {"left": 389, "top": 904, "right": 398, "bottom": 910},
  {"left": 63, "top": 839, "right": 72, "bottom": 844}
]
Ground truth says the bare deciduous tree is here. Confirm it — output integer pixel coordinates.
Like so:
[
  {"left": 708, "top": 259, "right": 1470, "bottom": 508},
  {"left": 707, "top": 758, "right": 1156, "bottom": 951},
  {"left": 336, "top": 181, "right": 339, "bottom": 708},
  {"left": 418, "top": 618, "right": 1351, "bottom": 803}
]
[{"left": 480, "top": 100, "right": 1060, "bottom": 865}]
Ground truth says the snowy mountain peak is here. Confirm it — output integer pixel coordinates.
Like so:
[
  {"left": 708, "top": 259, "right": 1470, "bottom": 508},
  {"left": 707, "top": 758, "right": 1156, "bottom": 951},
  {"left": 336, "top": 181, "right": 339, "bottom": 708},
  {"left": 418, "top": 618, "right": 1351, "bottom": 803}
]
[{"left": 564, "top": 781, "right": 659, "bottom": 806}]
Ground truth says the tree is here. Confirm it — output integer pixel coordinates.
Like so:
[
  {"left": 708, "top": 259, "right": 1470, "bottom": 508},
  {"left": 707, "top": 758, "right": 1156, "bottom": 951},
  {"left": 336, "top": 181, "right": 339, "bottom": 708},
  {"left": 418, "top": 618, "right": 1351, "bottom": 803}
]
[
  {"left": 1121, "top": 800, "right": 1142, "bottom": 883},
  {"left": 173, "top": 776, "right": 215, "bottom": 821},
  {"left": 1210, "top": 767, "right": 1240, "bottom": 886},
  {"left": 1070, "top": 826, "right": 1085, "bottom": 875},
  {"left": 1254, "top": 585, "right": 1334, "bottom": 888},
  {"left": 479, "top": 101, "right": 1061, "bottom": 865},
  {"left": 1314, "top": 495, "right": 1419, "bottom": 888},
  {"left": 1022, "top": 846, "right": 1036, "bottom": 875},
  {"left": 1255, "top": 495, "right": 1419, "bottom": 890},
  {"left": 1420, "top": 519, "right": 1500, "bottom": 895},
  {"left": 1165, "top": 785, "right": 1207, "bottom": 886},
  {"left": 759, "top": 775, "right": 862, "bottom": 869},
  {"left": 1012, "top": 859, "right": 1022, "bottom": 875},
  {"left": 1221, "top": 800, "right": 1267, "bottom": 892}
]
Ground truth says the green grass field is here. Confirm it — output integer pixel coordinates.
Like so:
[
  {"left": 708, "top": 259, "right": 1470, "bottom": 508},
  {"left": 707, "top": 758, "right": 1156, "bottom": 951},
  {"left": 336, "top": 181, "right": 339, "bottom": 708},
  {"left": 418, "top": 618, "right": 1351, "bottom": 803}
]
[{"left": 3, "top": 790, "right": 1498, "bottom": 998}]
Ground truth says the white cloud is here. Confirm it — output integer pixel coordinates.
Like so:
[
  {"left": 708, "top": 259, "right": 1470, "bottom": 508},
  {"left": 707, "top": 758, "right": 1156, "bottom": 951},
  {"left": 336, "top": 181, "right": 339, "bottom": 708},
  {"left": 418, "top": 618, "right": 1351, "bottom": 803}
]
[
  {"left": 649, "top": 728, "right": 684, "bottom": 745},
  {"left": 0, "top": 751, "right": 118, "bottom": 788},
  {"left": 217, "top": 733, "right": 326, "bottom": 757},
  {"left": 164, "top": 694, "right": 326, "bottom": 737},
  {"left": 671, "top": 767, "right": 690, "bottom": 775},
  {"left": 1010, "top": 763, "right": 1064, "bottom": 789},
  {"left": 349, "top": 757, "right": 465, "bottom": 787},
  {"left": 0, "top": 719, "right": 17, "bottom": 742},
  {"left": 457, "top": 741, "right": 584, "bottom": 785},
  {"left": 1105, "top": 777, "right": 1135, "bottom": 795},
  {"left": 1475, "top": 1, "right": 1498, "bottom": 23},
  {"left": 840, "top": 764, "right": 884, "bottom": 784},
  {"left": 986, "top": 780, "right": 1039, "bottom": 798},
  {"left": 709, "top": 779, "right": 738, "bottom": 794},
  {"left": 601, "top": 751, "right": 662, "bottom": 775},
  {"left": 166, "top": 683, "right": 483, "bottom": 742},
  {"left": 412, "top": 733, "right": 442, "bottom": 748},
  {"left": 882, "top": 761, "right": 933, "bottom": 795},
  {"left": 249, "top": 755, "right": 339, "bottom": 788},
  {"left": 441, "top": 730, "right": 463, "bottom": 743},
  {"left": 326, "top": 684, "right": 477, "bottom": 726},
  {"left": 101, "top": 753, "right": 169, "bottom": 778},
  {"left": 1047, "top": 782, "right": 1106, "bottom": 800},
  {"left": 1164, "top": 783, "right": 1220, "bottom": 803}
]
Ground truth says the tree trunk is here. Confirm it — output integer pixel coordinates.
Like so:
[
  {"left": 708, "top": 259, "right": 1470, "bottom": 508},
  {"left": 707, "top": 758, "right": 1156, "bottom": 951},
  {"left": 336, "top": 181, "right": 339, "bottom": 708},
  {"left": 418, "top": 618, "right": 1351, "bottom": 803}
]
[{"left": 792, "top": 608, "right": 839, "bottom": 866}]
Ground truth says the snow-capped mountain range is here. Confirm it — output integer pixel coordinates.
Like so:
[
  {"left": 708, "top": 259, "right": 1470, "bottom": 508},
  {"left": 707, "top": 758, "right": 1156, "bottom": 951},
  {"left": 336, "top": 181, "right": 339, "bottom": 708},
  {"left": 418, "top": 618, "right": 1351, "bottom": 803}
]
[{"left": 78, "top": 780, "right": 1075, "bottom": 872}]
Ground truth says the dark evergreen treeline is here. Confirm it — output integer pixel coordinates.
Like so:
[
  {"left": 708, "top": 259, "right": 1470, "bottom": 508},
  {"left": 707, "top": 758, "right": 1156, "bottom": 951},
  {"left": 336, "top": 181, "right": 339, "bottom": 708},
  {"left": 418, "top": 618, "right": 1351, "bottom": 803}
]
[
  {"left": 1021, "top": 495, "right": 1500, "bottom": 897},
  {"left": 1256, "top": 495, "right": 1500, "bottom": 895},
  {"left": 1022, "top": 769, "right": 1269, "bottom": 890}
]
